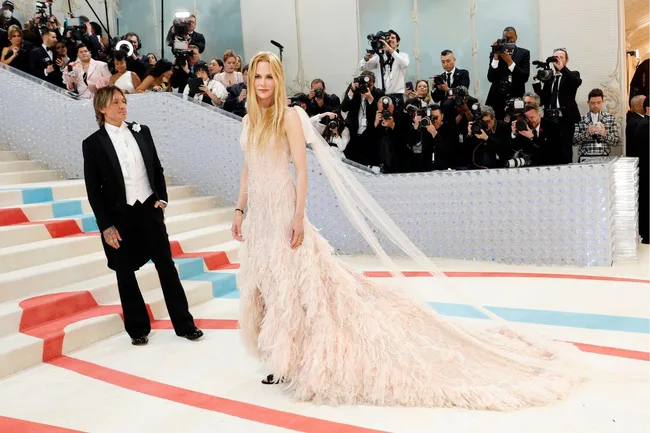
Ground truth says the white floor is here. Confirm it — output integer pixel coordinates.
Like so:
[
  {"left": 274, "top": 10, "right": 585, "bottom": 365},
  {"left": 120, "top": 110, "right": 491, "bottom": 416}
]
[{"left": 0, "top": 250, "right": 648, "bottom": 433}]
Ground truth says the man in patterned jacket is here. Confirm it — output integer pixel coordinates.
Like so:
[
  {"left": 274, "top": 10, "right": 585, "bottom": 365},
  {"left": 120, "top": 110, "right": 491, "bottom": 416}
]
[{"left": 573, "top": 88, "right": 620, "bottom": 161}]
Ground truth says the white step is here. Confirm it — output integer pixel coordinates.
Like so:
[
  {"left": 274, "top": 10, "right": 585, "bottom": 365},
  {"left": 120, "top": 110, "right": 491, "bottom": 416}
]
[
  {"left": 161, "top": 196, "right": 217, "bottom": 218},
  {"left": 0, "top": 160, "right": 43, "bottom": 173},
  {"left": 170, "top": 223, "right": 232, "bottom": 252},
  {"left": 0, "top": 151, "right": 24, "bottom": 162},
  {"left": 0, "top": 170, "right": 64, "bottom": 186},
  {"left": 0, "top": 224, "right": 52, "bottom": 248},
  {"left": 165, "top": 208, "right": 235, "bottom": 236},
  {"left": 0, "top": 333, "right": 43, "bottom": 379},
  {"left": 0, "top": 235, "right": 101, "bottom": 273}
]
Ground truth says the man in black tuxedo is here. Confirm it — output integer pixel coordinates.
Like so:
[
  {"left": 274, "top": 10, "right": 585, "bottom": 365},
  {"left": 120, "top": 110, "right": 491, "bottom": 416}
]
[
  {"left": 633, "top": 97, "right": 649, "bottom": 244},
  {"left": 486, "top": 27, "right": 530, "bottom": 120},
  {"left": 510, "top": 104, "right": 563, "bottom": 167},
  {"left": 29, "top": 28, "right": 65, "bottom": 89},
  {"left": 431, "top": 50, "right": 470, "bottom": 104},
  {"left": 626, "top": 95, "right": 646, "bottom": 158},
  {"left": 82, "top": 86, "right": 203, "bottom": 346},
  {"left": 533, "top": 48, "right": 582, "bottom": 164}
]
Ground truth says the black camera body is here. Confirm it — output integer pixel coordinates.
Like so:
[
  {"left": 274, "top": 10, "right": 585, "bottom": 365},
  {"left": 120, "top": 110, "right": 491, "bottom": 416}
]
[
  {"left": 353, "top": 75, "right": 371, "bottom": 94},
  {"left": 419, "top": 107, "right": 434, "bottom": 128},
  {"left": 432, "top": 75, "right": 445, "bottom": 86},
  {"left": 515, "top": 117, "right": 531, "bottom": 132},
  {"left": 367, "top": 31, "right": 392, "bottom": 53},
  {"left": 469, "top": 103, "right": 488, "bottom": 136},
  {"left": 320, "top": 115, "right": 340, "bottom": 130},
  {"left": 289, "top": 93, "right": 309, "bottom": 108},
  {"left": 312, "top": 87, "right": 324, "bottom": 99},
  {"left": 491, "top": 37, "right": 516, "bottom": 55},
  {"left": 544, "top": 107, "right": 561, "bottom": 120},
  {"left": 504, "top": 150, "right": 532, "bottom": 168},
  {"left": 450, "top": 86, "right": 468, "bottom": 108},
  {"left": 533, "top": 56, "right": 557, "bottom": 83},
  {"left": 505, "top": 97, "right": 526, "bottom": 118},
  {"left": 379, "top": 96, "right": 393, "bottom": 119}
]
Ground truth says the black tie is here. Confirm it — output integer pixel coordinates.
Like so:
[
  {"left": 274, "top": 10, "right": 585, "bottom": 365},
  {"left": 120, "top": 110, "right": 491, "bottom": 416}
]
[
  {"left": 550, "top": 75, "right": 560, "bottom": 109},
  {"left": 446, "top": 72, "right": 451, "bottom": 85}
]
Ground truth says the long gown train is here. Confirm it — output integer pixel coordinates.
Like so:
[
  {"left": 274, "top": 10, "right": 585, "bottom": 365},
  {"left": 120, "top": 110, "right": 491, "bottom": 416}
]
[{"left": 236, "top": 114, "right": 584, "bottom": 411}]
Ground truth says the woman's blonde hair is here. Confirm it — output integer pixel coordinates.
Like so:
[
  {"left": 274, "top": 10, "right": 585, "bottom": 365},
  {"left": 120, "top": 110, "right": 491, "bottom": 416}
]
[
  {"left": 93, "top": 85, "right": 126, "bottom": 127},
  {"left": 7, "top": 25, "right": 22, "bottom": 40},
  {"left": 416, "top": 79, "right": 431, "bottom": 104},
  {"left": 223, "top": 49, "right": 237, "bottom": 63},
  {"left": 245, "top": 51, "right": 288, "bottom": 153}
]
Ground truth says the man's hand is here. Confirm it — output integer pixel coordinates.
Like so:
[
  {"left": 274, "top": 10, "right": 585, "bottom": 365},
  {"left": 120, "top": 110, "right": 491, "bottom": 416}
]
[
  {"left": 380, "top": 39, "right": 394, "bottom": 54},
  {"left": 518, "top": 126, "right": 534, "bottom": 140},
  {"left": 425, "top": 123, "right": 437, "bottom": 137},
  {"left": 46, "top": 64, "right": 55, "bottom": 74},
  {"left": 154, "top": 201, "right": 167, "bottom": 212},
  {"left": 553, "top": 56, "right": 564, "bottom": 71},
  {"left": 382, "top": 116, "right": 395, "bottom": 129},
  {"left": 238, "top": 88, "right": 247, "bottom": 102},
  {"left": 103, "top": 226, "right": 122, "bottom": 249},
  {"left": 500, "top": 52, "right": 513, "bottom": 66},
  {"left": 476, "top": 130, "right": 489, "bottom": 141}
]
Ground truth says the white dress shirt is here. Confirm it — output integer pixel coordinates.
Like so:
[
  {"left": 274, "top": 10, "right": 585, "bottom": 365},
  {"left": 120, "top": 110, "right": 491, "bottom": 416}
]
[
  {"left": 104, "top": 122, "right": 154, "bottom": 205},
  {"left": 359, "top": 50, "right": 410, "bottom": 95}
]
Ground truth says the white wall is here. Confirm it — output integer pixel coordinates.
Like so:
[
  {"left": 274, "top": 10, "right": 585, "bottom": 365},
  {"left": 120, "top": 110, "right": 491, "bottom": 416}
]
[{"left": 240, "top": 0, "right": 359, "bottom": 96}]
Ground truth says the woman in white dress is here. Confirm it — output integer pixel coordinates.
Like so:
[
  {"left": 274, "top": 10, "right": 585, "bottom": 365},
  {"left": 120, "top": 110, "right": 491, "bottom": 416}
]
[
  {"left": 108, "top": 51, "right": 141, "bottom": 94},
  {"left": 231, "top": 51, "right": 586, "bottom": 411}
]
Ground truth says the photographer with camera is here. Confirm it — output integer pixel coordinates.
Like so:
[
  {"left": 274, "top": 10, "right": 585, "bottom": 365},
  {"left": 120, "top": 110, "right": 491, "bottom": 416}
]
[
  {"left": 440, "top": 85, "right": 479, "bottom": 146},
  {"left": 431, "top": 50, "right": 470, "bottom": 104},
  {"left": 223, "top": 64, "right": 249, "bottom": 117},
  {"left": 307, "top": 78, "right": 341, "bottom": 116},
  {"left": 340, "top": 71, "right": 384, "bottom": 165},
  {"left": 360, "top": 30, "right": 409, "bottom": 110},
  {"left": 405, "top": 101, "right": 457, "bottom": 171},
  {"left": 486, "top": 26, "right": 530, "bottom": 120},
  {"left": 509, "top": 104, "right": 563, "bottom": 167},
  {"left": 183, "top": 61, "right": 228, "bottom": 106},
  {"left": 310, "top": 111, "right": 350, "bottom": 158},
  {"left": 465, "top": 105, "right": 511, "bottom": 169},
  {"left": 1, "top": 1, "right": 21, "bottom": 31},
  {"left": 166, "top": 14, "right": 205, "bottom": 54},
  {"left": 169, "top": 44, "right": 200, "bottom": 93},
  {"left": 532, "top": 48, "right": 582, "bottom": 164},
  {"left": 372, "top": 95, "right": 410, "bottom": 173}
]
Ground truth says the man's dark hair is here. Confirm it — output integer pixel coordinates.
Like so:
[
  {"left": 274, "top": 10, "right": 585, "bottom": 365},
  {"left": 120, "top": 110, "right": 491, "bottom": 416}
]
[
  {"left": 440, "top": 49, "right": 454, "bottom": 57},
  {"left": 311, "top": 78, "right": 325, "bottom": 88},
  {"left": 79, "top": 15, "right": 90, "bottom": 24},
  {"left": 429, "top": 104, "right": 442, "bottom": 114},
  {"left": 588, "top": 88, "right": 604, "bottom": 100},
  {"left": 242, "top": 63, "right": 249, "bottom": 74},
  {"left": 360, "top": 70, "right": 375, "bottom": 82},
  {"left": 40, "top": 27, "right": 54, "bottom": 37},
  {"left": 76, "top": 43, "right": 89, "bottom": 52},
  {"left": 503, "top": 26, "right": 517, "bottom": 35},
  {"left": 388, "top": 29, "right": 400, "bottom": 42}
]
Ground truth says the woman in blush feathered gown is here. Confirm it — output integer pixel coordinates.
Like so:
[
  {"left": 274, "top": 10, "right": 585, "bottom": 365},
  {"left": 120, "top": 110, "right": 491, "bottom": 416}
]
[{"left": 231, "top": 51, "right": 584, "bottom": 411}]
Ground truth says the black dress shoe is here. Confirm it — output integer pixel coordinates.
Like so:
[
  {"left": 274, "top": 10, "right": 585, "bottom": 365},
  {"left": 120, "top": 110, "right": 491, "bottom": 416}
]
[
  {"left": 131, "top": 335, "right": 149, "bottom": 346},
  {"left": 181, "top": 328, "right": 204, "bottom": 341}
]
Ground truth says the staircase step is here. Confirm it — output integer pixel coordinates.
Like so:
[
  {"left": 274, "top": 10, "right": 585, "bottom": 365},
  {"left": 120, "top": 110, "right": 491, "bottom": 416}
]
[
  {"left": 0, "top": 151, "right": 23, "bottom": 162},
  {"left": 0, "top": 161, "right": 43, "bottom": 173},
  {"left": 0, "top": 224, "right": 51, "bottom": 248},
  {"left": 0, "top": 180, "right": 85, "bottom": 207},
  {"left": 0, "top": 170, "right": 64, "bottom": 186},
  {"left": 0, "top": 333, "right": 43, "bottom": 379},
  {"left": 0, "top": 236, "right": 101, "bottom": 273}
]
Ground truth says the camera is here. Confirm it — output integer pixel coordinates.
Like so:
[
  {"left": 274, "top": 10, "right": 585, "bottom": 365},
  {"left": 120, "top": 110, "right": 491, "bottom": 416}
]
[
  {"left": 504, "top": 150, "right": 531, "bottom": 168},
  {"left": 432, "top": 75, "right": 445, "bottom": 86},
  {"left": 469, "top": 103, "right": 488, "bottom": 136},
  {"left": 367, "top": 31, "right": 392, "bottom": 53},
  {"left": 419, "top": 107, "right": 435, "bottom": 128},
  {"left": 289, "top": 93, "right": 309, "bottom": 108},
  {"left": 320, "top": 115, "right": 340, "bottom": 130},
  {"left": 171, "top": 12, "right": 193, "bottom": 67},
  {"left": 312, "top": 87, "right": 324, "bottom": 99},
  {"left": 544, "top": 107, "right": 561, "bottom": 120},
  {"left": 380, "top": 96, "right": 393, "bottom": 119},
  {"left": 515, "top": 117, "right": 531, "bottom": 132},
  {"left": 449, "top": 86, "right": 468, "bottom": 108},
  {"left": 353, "top": 75, "right": 370, "bottom": 94},
  {"left": 491, "top": 37, "right": 516, "bottom": 55},
  {"left": 533, "top": 56, "right": 557, "bottom": 83},
  {"left": 505, "top": 97, "right": 526, "bottom": 118}
]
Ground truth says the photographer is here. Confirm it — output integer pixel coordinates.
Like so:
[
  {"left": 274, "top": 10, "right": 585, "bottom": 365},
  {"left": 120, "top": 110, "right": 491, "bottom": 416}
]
[
  {"left": 169, "top": 44, "right": 200, "bottom": 93},
  {"left": 372, "top": 95, "right": 410, "bottom": 173},
  {"left": 1, "top": 1, "right": 20, "bottom": 31},
  {"left": 486, "top": 26, "right": 530, "bottom": 120},
  {"left": 311, "top": 111, "right": 350, "bottom": 158},
  {"left": 466, "top": 106, "right": 511, "bottom": 169},
  {"left": 166, "top": 14, "right": 205, "bottom": 54},
  {"left": 120, "top": 33, "right": 148, "bottom": 79},
  {"left": 532, "top": 48, "right": 582, "bottom": 164},
  {"left": 406, "top": 102, "right": 457, "bottom": 171},
  {"left": 441, "top": 85, "right": 478, "bottom": 141},
  {"left": 510, "top": 104, "right": 563, "bottom": 167},
  {"left": 360, "top": 30, "right": 409, "bottom": 109},
  {"left": 183, "top": 61, "right": 227, "bottom": 106},
  {"left": 340, "top": 71, "right": 384, "bottom": 165},
  {"left": 307, "top": 79, "right": 341, "bottom": 116},
  {"left": 431, "top": 50, "right": 470, "bottom": 104}
]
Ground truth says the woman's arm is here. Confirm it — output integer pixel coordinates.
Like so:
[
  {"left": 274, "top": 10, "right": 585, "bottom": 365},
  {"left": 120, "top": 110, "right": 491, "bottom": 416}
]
[
  {"left": 1, "top": 47, "right": 15, "bottom": 65},
  {"left": 131, "top": 72, "right": 142, "bottom": 89},
  {"left": 135, "top": 75, "right": 154, "bottom": 93},
  {"left": 285, "top": 108, "right": 308, "bottom": 219}
]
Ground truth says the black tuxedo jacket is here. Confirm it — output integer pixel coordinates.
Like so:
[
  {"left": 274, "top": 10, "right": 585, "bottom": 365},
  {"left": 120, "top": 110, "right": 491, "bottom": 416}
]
[
  {"left": 82, "top": 122, "right": 168, "bottom": 233},
  {"left": 533, "top": 67, "right": 582, "bottom": 123},
  {"left": 431, "top": 68, "right": 470, "bottom": 103},
  {"left": 340, "top": 86, "right": 384, "bottom": 134},
  {"left": 511, "top": 117, "right": 562, "bottom": 167},
  {"left": 29, "top": 46, "right": 64, "bottom": 88},
  {"left": 486, "top": 46, "right": 530, "bottom": 107}
]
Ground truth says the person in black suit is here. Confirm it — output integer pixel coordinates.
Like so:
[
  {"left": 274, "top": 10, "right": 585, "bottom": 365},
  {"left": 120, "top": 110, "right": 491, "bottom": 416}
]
[
  {"left": 29, "top": 28, "right": 65, "bottom": 88},
  {"left": 166, "top": 14, "right": 206, "bottom": 54},
  {"left": 486, "top": 27, "right": 530, "bottom": 120},
  {"left": 431, "top": 49, "right": 470, "bottom": 104},
  {"left": 82, "top": 86, "right": 203, "bottom": 346},
  {"left": 634, "top": 97, "right": 649, "bottom": 244},
  {"left": 626, "top": 95, "right": 646, "bottom": 157},
  {"left": 532, "top": 48, "right": 582, "bottom": 164},
  {"left": 510, "top": 105, "right": 563, "bottom": 167}
]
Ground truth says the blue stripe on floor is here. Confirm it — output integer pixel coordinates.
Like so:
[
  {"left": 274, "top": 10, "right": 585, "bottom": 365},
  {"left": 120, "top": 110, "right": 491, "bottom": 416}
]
[
  {"left": 52, "top": 200, "right": 82, "bottom": 218},
  {"left": 175, "top": 258, "right": 206, "bottom": 280},
  {"left": 209, "top": 289, "right": 649, "bottom": 334},
  {"left": 185, "top": 272, "right": 238, "bottom": 297},
  {"left": 80, "top": 215, "right": 99, "bottom": 232},
  {"left": 21, "top": 187, "right": 53, "bottom": 204}
]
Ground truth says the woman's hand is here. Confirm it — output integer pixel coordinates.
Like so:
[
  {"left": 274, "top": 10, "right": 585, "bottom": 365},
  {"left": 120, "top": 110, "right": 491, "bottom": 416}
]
[
  {"left": 289, "top": 216, "right": 304, "bottom": 249},
  {"left": 232, "top": 211, "right": 244, "bottom": 242}
]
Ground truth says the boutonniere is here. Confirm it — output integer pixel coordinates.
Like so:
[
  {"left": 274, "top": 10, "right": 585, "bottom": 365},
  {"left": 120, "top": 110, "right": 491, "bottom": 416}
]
[{"left": 131, "top": 122, "right": 141, "bottom": 133}]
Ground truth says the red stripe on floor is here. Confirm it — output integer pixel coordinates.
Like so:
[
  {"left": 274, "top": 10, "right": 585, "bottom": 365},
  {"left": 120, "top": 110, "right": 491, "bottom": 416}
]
[
  {"left": 19, "top": 292, "right": 98, "bottom": 331},
  {"left": 48, "top": 356, "right": 389, "bottom": 433},
  {"left": 41, "top": 220, "right": 83, "bottom": 238},
  {"left": 568, "top": 341, "right": 650, "bottom": 361},
  {"left": 0, "top": 415, "right": 85, "bottom": 432},
  {"left": 151, "top": 318, "right": 239, "bottom": 330},
  {"left": 0, "top": 207, "right": 29, "bottom": 226},
  {"left": 179, "top": 251, "right": 231, "bottom": 270},
  {"left": 363, "top": 270, "right": 649, "bottom": 284}
]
